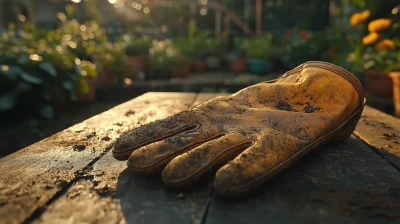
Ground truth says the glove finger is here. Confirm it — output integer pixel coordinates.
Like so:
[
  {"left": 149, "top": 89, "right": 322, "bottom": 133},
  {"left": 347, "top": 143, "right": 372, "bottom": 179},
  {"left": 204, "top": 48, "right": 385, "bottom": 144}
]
[
  {"left": 214, "top": 132, "right": 307, "bottom": 197},
  {"left": 127, "top": 125, "right": 221, "bottom": 174},
  {"left": 162, "top": 132, "right": 250, "bottom": 188},
  {"left": 113, "top": 111, "right": 194, "bottom": 160}
]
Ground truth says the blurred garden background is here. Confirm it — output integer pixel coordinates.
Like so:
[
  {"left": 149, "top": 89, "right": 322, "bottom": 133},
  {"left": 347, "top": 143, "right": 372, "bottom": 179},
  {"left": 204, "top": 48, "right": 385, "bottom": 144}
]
[{"left": 0, "top": 0, "right": 399, "bottom": 157}]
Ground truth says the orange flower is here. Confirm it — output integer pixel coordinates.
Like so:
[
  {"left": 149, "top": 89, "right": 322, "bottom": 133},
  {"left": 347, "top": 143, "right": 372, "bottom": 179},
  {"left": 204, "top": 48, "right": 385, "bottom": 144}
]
[
  {"left": 362, "top": 32, "right": 379, "bottom": 45},
  {"left": 375, "top": 39, "right": 396, "bottom": 50},
  {"left": 368, "top": 18, "right": 392, "bottom": 32},
  {"left": 349, "top": 10, "right": 370, "bottom": 26},
  {"left": 298, "top": 30, "right": 309, "bottom": 40}
]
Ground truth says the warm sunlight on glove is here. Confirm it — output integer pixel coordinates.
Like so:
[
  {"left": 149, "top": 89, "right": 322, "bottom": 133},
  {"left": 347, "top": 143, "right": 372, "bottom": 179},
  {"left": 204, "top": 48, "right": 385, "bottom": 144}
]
[{"left": 112, "top": 61, "right": 365, "bottom": 197}]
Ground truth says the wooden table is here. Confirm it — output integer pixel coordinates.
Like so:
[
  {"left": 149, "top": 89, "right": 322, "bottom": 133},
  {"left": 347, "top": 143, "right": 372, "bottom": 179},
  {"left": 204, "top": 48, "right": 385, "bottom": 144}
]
[{"left": 1, "top": 92, "right": 400, "bottom": 224}]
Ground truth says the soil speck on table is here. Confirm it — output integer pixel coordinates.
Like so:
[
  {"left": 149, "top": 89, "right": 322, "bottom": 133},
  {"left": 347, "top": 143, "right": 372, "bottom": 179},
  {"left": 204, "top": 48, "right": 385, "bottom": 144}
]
[
  {"left": 73, "top": 144, "right": 86, "bottom": 151},
  {"left": 101, "top": 136, "right": 111, "bottom": 141}
]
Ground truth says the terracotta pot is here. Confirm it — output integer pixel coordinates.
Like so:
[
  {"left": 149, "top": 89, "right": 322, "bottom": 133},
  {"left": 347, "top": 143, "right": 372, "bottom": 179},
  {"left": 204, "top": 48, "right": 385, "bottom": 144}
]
[
  {"left": 389, "top": 72, "right": 400, "bottom": 118},
  {"left": 97, "top": 71, "right": 115, "bottom": 87},
  {"left": 128, "top": 55, "right": 148, "bottom": 73},
  {"left": 365, "top": 70, "right": 393, "bottom": 98},
  {"left": 230, "top": 58, "right": 247, "bottom": 73},
  {"left": 191, "top": 60, "right": 207, "bottom": 73},
  {"left": 170, "top": 65, "right": 191, "bottom": 78},
  {"left": 77, "top": 78, "right": 97, "bottom": 102}
]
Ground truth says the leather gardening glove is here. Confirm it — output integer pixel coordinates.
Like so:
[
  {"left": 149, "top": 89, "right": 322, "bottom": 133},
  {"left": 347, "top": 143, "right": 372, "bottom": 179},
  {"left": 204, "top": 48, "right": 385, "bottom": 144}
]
[{"left": 113, "top": 61, "right": 365, "bottom": 197}]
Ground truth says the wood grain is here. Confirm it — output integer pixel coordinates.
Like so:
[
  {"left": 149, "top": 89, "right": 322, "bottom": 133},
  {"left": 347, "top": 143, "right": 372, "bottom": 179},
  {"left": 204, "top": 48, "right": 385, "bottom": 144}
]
[
  {"left": 0, "top": 92, "right": 196, "bottom": 224},
  {"left": 32, "top": 93, "right": 221, "bottom": 224},
  {"left": 354, "top": 106, "right": 400, "bottom": 170}
]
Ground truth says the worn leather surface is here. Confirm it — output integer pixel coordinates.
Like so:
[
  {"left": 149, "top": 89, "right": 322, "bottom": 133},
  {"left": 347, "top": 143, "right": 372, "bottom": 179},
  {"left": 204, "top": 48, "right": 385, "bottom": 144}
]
[{"left": 113, "top": 61, "right": 365, "bottom": 197}]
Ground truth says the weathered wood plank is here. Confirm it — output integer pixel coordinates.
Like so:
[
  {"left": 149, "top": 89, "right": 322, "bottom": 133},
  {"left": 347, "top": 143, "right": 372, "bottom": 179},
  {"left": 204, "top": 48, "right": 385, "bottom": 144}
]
[
  {"left": 33, "top": 93, "right": 222, "bottom": 224},
  {"left": 205, "top": 136, "right": 400, "bottom": 223},
  {"left": 0, "top": 92, "right": 196, "bottom": 224},
  {"left": 354, "top": 106, "right": 400, "bottom": 170}
]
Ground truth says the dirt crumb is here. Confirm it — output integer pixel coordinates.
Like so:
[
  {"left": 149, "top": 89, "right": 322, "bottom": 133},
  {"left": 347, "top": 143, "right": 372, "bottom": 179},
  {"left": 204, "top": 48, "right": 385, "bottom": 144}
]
[
  {"left": 304, "top": 104, "right": 321, "bottom": 113},
  {"left": 125, "top": 110, "right": 135, "bottom": 116},
  {"left": 382, "top": 133, "right": 397, "bottom": 140},
  {"left": 86, "top": 132, "right": 96, "bottom": 139},
  {"left": 276, "top": 101, "right": 296, "bottom": 112},
  {"left": 73, "top": 144, "right": 86, "bottom": 151},
  {"left": 101, "top": 136, "right": 111, "bottom": 141}
]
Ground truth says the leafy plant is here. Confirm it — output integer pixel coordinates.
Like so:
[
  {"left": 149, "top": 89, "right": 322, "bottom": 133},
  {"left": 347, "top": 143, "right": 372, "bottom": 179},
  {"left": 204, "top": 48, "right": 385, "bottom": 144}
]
[
  {"left": 149, "top": 40, "right": 175, "bottom": 73},
  {"left": 94, "top": 41, "right": 125, "bottom": 80},
  {"left": 232, "top": 37, "right": 245, "bottom": 58},
  {"left": 77, "top": 60, "right": 97, "bottom": 94},
  {"left": 149, "top": 39, "right": 191, "bottom": 79},
  {"left": 205, "top": 37, "right": 225, "bottom": 58},
  {"left": 174, "top": 31, "right": 209, "bottom": 61},
  {"left": 243, "top": 34, "right": 281, "bottom": 60},
  {"left": 125, "top": 36, "right": 152, "bottom": 56},
  {"left": 0, "top": 16, "right": 101, "bottom": 118},
  {"left": 54, "top": 17, "right": 109, "bottom": 61}
]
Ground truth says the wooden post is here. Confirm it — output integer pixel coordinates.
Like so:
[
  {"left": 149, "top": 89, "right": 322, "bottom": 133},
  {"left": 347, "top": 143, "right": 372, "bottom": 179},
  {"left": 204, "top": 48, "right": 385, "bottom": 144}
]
[
  {"left": 224, "top": 15, "right": 231, "bottom": 45},
  {"left": 256, "top": 0, "right": 262, "bottom": 36},
  {"left": 215, "top": 10, "right": 222, "bottom": 38}
]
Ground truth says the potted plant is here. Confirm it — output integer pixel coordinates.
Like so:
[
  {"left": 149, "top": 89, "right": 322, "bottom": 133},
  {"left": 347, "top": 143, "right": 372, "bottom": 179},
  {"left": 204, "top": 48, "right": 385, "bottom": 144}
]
[
  {"left": 125, "top": 36, "right": 152, "bottom": 74},
  {"left": 243, "top": 34, "right": 277, "bottom": 74},
  {"left": 94, "top": 40, "right": 133, "bottom": 86},
  {"left": 230, "top": 37, "right": 247, "bottom": 73},
  {"left": 205, "top": 37, "right": 224, "bottom": 70},
  {"left": 94, "top": 42, "right": 116, "bottom": 87},
  {"left": 361, "top": 17, "right": 398, "bottom": 98},
  {"left": 175, "top": 33, "right": 208, "bottom": 73},
  {"left": 148, "top": 39, "right": 174, "bottom": 80},
  {"left": 169, "top": 53, "right": 191, "bottom": 78}
]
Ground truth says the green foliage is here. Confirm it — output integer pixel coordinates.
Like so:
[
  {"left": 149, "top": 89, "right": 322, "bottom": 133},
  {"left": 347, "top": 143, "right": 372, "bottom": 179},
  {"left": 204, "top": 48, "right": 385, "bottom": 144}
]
[
  {"left": 55, "top": 18, "right": 108, "bottom": 61},
  {"left": 0, "top": 11, "right": 115, "bottom": 118},
  {"left": 242, "top": 34, "right": 281, "bottom": 60},
  {"left": 149, "top": 39, "right": 191, "bottom": 77},
  {"left": 281, "top": 29, "right": 340, "bottom": 69},
  {"left": 96, "top": 38, "right": 134, "bottom": 82},
  {"left": 205, "top": 38, "right": 224, "bottom": 58},
  {"left": 174, "top": 31, "right": 209, "bottom": 61},
  {"left": 188, "top": 19, "right": 197, "bottom": 41},
  {"left": 232, "top": 37, "right": 245, "bottom": 57},
  {"left": 364, "top": 48, "right": 400, "bottom": 72},
  {"left": 125, "top": 36, "right": 152, "bottom": 56},
  {"left": 174, "top": 30, "right": 225, "bottom": 60}
]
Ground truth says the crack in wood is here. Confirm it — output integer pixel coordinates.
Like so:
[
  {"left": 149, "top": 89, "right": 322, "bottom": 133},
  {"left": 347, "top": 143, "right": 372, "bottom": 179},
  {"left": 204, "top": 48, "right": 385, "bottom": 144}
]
[
  {"left": 201, "top": 185, "right": 214, "bottom": 224},
  {"left": 23, "top": 93, "right": 204, "bottom": 224},
  {"left": 23, "top": 143, "right": 115, "bottom": 223}
]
